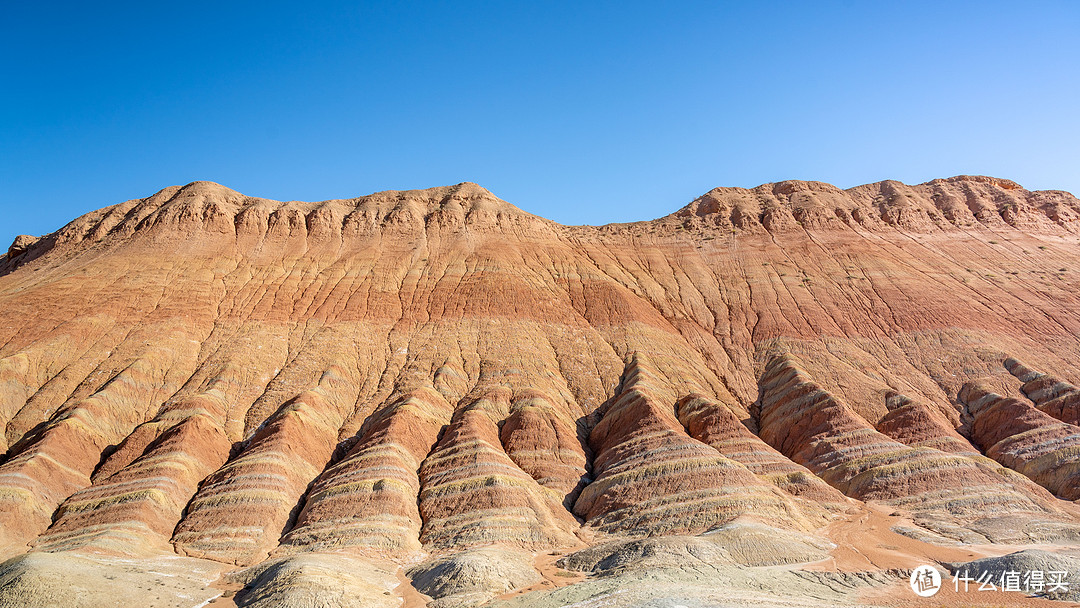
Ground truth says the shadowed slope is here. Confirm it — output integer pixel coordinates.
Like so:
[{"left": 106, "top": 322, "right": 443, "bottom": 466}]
[
  {"left": 0, "top": 336, "right": 198, "bottom": 556},
  {"left": 573, "top": 355, "right": 832, "bottom": 536},
  {"left": 500, "top": 390, "right": 590, "bottom": 510},
  {"left": 1006, "top": 357, "right": 1080, "bottom": 426},
  {"left": 874, "top": 391, "right": 978, "bottom": 454},
  {"left": 173, "top": 364, "right": 358, "bottom": 565},
  {"left": 278, "top": 387, "right": 452, "bottom": 558},
  {"left": 32, "top": 390, "right": 231, "bottom": 554},
  {"left": 757, "top": 355, "right": 1069, "bottom": 537},
  {"left": 417, "top": 388, "right": 580, "bottom": 551},
  {"left": 959, "top": 381, "right": 1080, "bottom": 501},
  {"left": 674, "top": 392, "right": 847, "bottom": 506}
]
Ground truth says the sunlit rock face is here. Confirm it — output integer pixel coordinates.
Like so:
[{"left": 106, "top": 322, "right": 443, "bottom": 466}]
[{"left": 2, "top": 176, "right": 1080, "bottom": 607}]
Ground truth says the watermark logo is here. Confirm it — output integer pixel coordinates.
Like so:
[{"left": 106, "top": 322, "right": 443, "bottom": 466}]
[
  {"left": 910, "top": 565, "right": 941, "bottom": 597},
  {"left": 952, "top": 569, "right": 1070, "bottom": 593}
]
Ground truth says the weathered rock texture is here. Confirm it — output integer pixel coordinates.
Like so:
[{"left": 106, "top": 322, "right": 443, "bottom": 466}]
[
  {"left": 675, "top": 392, "right": 847, "bottom": 505},
  {"left": 1, "top": 176, "right": 1080, "bottom": 606},
  {"left": 278, "top": 388, "right": 452, "bottom": 558},
  {"left": 875, "top": 391, "right": 979, "bottom": 454},
  {"left": 757, "top": 355, "right": 1065, "bottom": 526},
  {"left": 1007, "top": 357, "right": 1080, "bottom": 425},
  {"left": 960, "top": 381, "right": 1080, "bottom": 501},
  {"left": 172, "top": 366, "right": 359, "bottom": 565},
  {"left": 573, "top": 355, "right": 831, "bottom": 536},
  {"left": 416, "top": 390, "right": 580, "bottom": 551}
]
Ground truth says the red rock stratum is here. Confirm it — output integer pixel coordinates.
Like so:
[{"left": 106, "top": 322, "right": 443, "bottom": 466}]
[{"left": 2, "top": 176, "right": 1080, "bottom": 607}]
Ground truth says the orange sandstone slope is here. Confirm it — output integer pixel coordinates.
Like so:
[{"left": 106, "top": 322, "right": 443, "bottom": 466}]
[{"left": 1, "top": 177, "right": 1080, "bottom": 602}]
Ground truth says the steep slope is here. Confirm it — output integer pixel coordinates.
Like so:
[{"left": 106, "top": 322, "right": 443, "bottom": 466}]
[
  {"left": 959, "top": 381, "right": 1080, "bottom": 501},
  {"left": 674, "top": 392, "right": 848, "bottom": 505},
  {"left": 1, "top": 176, "right": 1080, "bottom": 607},
  {"left": 416, "top": 388, "right": 580, "bottom": 551},
  {"left": 277, "top": 388, "right": 452, "bottom": 558},
  {"left": 1006, "top": 357, "right": 1080, "bottom": 425},
  {"left": 874, "top": 391, "right": 978, "bottom": 454},
  {"left": 33, "top": 399, "right": 230, "bottom": 555},
  {"left": 756, "top": 354, "right": 1073, "bottom": 542},
  {"left": 573, "top": 354, "right": 831, "bottom": 536},
  {"left": 172, "top": 364, "right": 359, "bottom": 565}
]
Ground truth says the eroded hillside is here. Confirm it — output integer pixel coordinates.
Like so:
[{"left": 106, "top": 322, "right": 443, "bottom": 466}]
[{"left": 1, "top": 176, "right": 1080, "bottom": 607}]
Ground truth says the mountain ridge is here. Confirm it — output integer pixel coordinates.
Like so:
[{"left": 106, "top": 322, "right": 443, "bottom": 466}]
[
  {"left": 5, "top": 174, "right": 1079, "bottom": 275},
  {"left": 1, "top": 175, "right": 1079, "bottom": 607}
]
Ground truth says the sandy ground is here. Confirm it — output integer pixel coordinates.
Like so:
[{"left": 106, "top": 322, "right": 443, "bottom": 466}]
[
  {"left": 204, "top": 574, "right": 241, "bottom": 608},
  {"left": 496, "top": 545, "right": 590, "bottom": 602},
  {"left": 807, "top": 503, "right": 1078, "bottom": 607},
  {"left": 809, "top": 503, "right": 1024, "bottom": 573},
  {"left": 397, "top": 565, "right": 432, "bottom": 608},
  {"left": 29, "top": 504, "right": 1076, "bottom": 608}
]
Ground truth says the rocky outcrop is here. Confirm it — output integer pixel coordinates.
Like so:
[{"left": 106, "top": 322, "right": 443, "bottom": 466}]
[
  {"left": 757, "top": 355, "right": 1063, "bottom": 522},
  {"left": 6, "top": 235, "right": 38, "bottom": 259},
  {"left": 959, "top": 382, "right": 1080, "bottom": 500},
  {"left": 408, "top": 548, "right": 541, "bottom": 608},
  {"left": 231, "top": 554, "right": 399, "bottom": 608},
  {"left": 874, "top": 391, "right": 978, "bottom": 454},
  {"left": 573, "top": 355, "right": 831, "bottom": 536},
  {"left": 672, "top": 175, "right": 1080, "bottom": 234},
  {"left": 1, "top": 235, "right": 45, "bottom": 274},
  {"left": 1007, "top": 357, "right": 1080, "bottom": 425}
]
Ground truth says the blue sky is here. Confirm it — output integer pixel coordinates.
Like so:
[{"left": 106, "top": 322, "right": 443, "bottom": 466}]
[{"left": 2, "top": 1, "right": 1078, "bottom": 247}]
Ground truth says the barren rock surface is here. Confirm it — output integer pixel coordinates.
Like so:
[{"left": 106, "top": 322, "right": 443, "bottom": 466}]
[
  {"left": 229, "top": 553, "right": 400, "bottom": 608},
  {"left": 960, "top": 382, "right": 1080, "bottom": 501},
  {"left": 1, "top": 176, "right": 1080, "bottom": 606},
  {"left": 1008, "top": 358, "right": 1080, "bottom": 426}
]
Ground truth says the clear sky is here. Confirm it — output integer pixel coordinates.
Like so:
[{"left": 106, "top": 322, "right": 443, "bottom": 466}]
[{"left": 3, "top": 1, "right": 1078, "bottom": 248}]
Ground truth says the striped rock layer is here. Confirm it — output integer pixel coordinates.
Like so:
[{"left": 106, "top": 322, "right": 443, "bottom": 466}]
[
  {"left": 1006, "top": 357, "right": 1080, "bottom": 426},
  {"left": 959, "top": 382, "right": 1080, "bottom": 501},
  {"left": 173, "top": 365, "right": 358, "bottom": 565},
  {"left": 674, "top": 393, "right": 848, "bottom": 506},
  {"left": 757, "top": 355, "right": 1063, "bottom": 518},
  {"left": 875, "top": 392, "right": 979, "bottom": 454},
  {"left": 32, "top": 391, "right": 231, "bottom": 554},
  {"left": 279, "top": 388, "right": 452, "bottom": 558},
  {"left": 574, "top": 355, "right": 832, "bottom": 535},
  {"left": 417, "top": 390, "right": 580, "bottom": 551},
  {"left": 0, "top": 176, "right": 1079, "bottom": 586}
]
